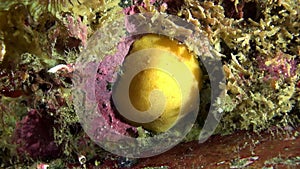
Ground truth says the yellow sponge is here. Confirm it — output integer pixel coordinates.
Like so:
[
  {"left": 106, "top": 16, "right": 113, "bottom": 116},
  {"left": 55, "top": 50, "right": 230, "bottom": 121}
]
[{"left": 128, "top": 34, "right": 202, "bottom": 132}]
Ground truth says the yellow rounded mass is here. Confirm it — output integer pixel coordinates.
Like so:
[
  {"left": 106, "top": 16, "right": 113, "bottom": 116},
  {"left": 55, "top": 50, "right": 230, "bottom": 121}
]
[{"left": 127, "top": 34, "right": 202, "bottom": 132}]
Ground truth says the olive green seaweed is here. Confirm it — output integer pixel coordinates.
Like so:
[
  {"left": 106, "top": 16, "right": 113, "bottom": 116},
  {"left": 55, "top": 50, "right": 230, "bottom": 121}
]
[{"left": 180, "top": 0, "right": 299, "bottom": 133}]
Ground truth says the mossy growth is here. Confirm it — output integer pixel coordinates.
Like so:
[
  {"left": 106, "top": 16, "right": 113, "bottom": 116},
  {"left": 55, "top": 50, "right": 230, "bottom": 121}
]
[
  {"left": 264, "top": 156, "right": 300, "bottom": 167},
  {"left": 178, "top": 0, "right": 299, "bottom": 134},
  {"left": 0, "top": 0, "right": 126, "bottom": 166}
]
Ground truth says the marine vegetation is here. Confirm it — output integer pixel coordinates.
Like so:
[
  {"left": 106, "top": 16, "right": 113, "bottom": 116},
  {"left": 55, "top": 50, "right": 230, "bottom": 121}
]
[{"left": 0, "top": 0, "right": 299, "bottom": 168}]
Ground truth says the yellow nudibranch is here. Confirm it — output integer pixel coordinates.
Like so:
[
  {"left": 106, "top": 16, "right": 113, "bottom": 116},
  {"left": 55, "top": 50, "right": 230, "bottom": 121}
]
[{"left": 127, "top": 34, "right": 202, "bottom": 133}]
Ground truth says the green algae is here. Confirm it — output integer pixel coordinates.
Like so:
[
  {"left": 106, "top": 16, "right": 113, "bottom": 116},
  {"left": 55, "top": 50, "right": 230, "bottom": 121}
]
[
  {"left": 179, "top": 0, "right": 299, "bottom": 133},
  {"left": 264, "top": 156, "right": 300, "bottom": 167}
]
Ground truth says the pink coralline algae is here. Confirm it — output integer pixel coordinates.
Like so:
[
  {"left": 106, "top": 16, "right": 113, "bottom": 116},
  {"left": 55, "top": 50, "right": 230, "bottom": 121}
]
[
  {"left": 94, "top": 37, "right": 138, "bottom": 137},
  {"left": 49, "top": 14, "right": 88, "bottom": 53},
  {"left": 122, "top": 0, "right": 168, "bottom": 14},
  {"left": 257, "top": 52, "right": 297, "bottom": 81},
  {"left": 12, "top": 109, "right": 61, "bottom": 160},
  {"left": 122, "top": 0, "right": 140, "bottom": 15},
  {"left": 64, "top": 14, "right": 88, "bottom": 47}
]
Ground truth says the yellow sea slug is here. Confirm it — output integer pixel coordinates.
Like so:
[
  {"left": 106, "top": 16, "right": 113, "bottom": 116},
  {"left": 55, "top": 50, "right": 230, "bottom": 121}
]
[{"left": 127, "top": 34, "right": 202, "bottom": 133}]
